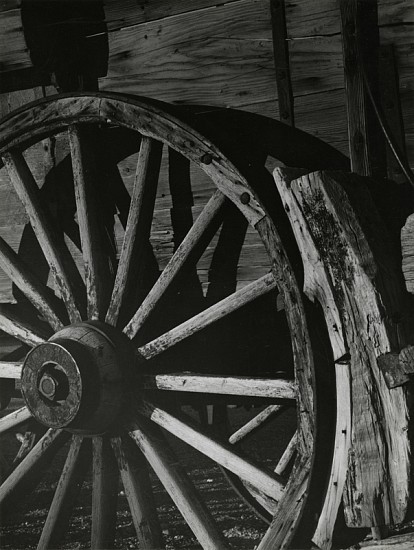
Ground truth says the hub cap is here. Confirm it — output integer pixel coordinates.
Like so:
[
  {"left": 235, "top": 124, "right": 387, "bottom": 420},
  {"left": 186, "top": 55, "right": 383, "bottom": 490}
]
[{"left": 21, "top": 322, "right": 135, "bottom": 433}]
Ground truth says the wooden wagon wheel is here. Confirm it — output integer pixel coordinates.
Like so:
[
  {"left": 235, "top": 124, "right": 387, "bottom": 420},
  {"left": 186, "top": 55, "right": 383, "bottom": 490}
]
[{"left": 0, "top": 92, "right": 334, "bottom": 549}]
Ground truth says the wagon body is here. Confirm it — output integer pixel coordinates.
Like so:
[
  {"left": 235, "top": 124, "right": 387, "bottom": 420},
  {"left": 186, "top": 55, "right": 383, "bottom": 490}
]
[{"left": 0, "top": 2, "right": 413, "bottom": 549}]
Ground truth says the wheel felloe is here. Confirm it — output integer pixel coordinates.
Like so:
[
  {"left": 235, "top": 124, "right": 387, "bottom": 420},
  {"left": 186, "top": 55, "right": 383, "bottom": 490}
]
[{"left": 21, "top": 321, "right": 135, "bottom": 433}]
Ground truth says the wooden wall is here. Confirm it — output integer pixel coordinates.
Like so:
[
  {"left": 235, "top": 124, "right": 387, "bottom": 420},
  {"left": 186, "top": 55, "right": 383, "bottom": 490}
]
[
  {"left": 0, "top": 0, "right": 412, "bottom": 166},
  {"left": 0, "top": 1, "right": 412, "bottom": 305}
]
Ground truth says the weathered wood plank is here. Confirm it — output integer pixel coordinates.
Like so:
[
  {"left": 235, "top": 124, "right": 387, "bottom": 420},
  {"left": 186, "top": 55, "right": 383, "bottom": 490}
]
[
  {"left": 285, "top": 0, "right": 413, "bottom": 38},
  {"left": 270, "top": 0, "right": 294, "bottom": 125},
  {"left": 0, "top": 7, "right": 30, "bottom": 73},
  {"left": 340, "top": 0, "right": 379, "bottom": 176},
  {"left": 100, "top": 0, "right": 276, "bottom": 107},
  {"left": 103, "top": 0, "right": 241, "bottom": 31},
  {"left": 289, "top": 170, "right": 411, "bottom": 528},
  {"left": 401, "top": 213, "right": 414, "bottom": 293},
  {"left": 273, "top": 167, "right": 347, "bottom": 361}
]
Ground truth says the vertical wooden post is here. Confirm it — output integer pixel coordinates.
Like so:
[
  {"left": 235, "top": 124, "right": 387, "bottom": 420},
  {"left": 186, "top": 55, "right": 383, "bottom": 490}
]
[
  {"left": 379, "top": 45, "right": 407, "bottom": 184},
  {"left": 340, "top": 0, "right": 384, "bottom": 177},
  {"left": 270, "top": 0, "right": 294, "bottom": 126}
]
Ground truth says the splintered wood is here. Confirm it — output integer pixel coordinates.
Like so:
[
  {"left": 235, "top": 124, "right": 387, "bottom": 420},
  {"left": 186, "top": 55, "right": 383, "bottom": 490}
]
[
  {"left": 402, "top": 213, "right": 414, "bottom": 294},
  {"left": 273, "top": 169, "right": 412, "bottom": 548}
]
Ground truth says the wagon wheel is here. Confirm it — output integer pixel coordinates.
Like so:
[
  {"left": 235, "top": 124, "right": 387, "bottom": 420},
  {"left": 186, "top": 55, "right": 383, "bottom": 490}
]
[{"left": 0, "top": 92, "right": 333, "bottom": 549}]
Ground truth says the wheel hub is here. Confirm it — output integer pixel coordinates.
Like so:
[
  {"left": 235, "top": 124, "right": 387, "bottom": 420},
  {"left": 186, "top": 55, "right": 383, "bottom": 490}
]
[{"left": 21, "top": 322, "right": 135, "bottom": 433}]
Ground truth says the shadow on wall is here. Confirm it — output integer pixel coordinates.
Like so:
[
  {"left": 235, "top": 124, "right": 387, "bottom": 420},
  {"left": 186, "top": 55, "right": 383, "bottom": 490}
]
[{"left": 21, "top": 0, "right": 109, "bottom": 92}]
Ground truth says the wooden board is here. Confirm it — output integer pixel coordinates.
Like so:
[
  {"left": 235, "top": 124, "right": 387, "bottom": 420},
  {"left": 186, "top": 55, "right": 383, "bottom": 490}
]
[
  {"left": 285, "top": 0, "right": 413, "bottom": 38},
  {"left": 103, "top": 0, "right": 242, "bottom": 31},
  {"left": 100, "top": 0, "right": 276, "bottom": 108}
]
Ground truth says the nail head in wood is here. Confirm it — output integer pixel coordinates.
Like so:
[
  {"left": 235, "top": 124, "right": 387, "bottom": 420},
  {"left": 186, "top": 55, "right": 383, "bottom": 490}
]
[{"left": 240, "top": 192, "right": 250, "bottom": 205}]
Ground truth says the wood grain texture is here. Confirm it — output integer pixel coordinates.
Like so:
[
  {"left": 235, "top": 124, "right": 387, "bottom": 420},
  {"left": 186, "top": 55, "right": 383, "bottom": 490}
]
[
  {"left": 257, "top": 455, "right": 312, "bottom": 550},
  {"left": 69, "top": 125, "right": 114, "bottom": 321},
  {"left": 228, "top": 404, "right": 285, "bottom": 445},
  {"left": 253, "top": 213, "right": 316, "bottom": 549},
  {"left": 0, "top": 360, "right": 22, "bottom": 378},
  {"left": 111, "top": 436, "right": 164, "bottom": 549},
  {"left": 137, "top": 400, "right": 285, "bottom": 501},
  {"left": 91, "top": 437, "right": 118, "bottom": 550},
  {"left": 103, "top": 0, "right": 242, "bottom": 31},
  {"left": 401, "top": 213, "right": 414, "bottom": 293},
  {"left": 0, "top": 429, "right": 66, "bottom": 505},
  {"left": 123, "top": 190, "right": 226, "bottom": 339},
  {"left": 129, "top": 419, "right": 227, "bottom": 550},
  {"left": 142, "top": 373, "right": 296, "bottom": 400},
  {"left": 270, "top": 0, "right": 294, "bottom": 125},
  {"left": 285, "top": 0, "right": 413, "bottom": 38},
  {"left": 0, "top": 234, "right": 64, "bottom": 331},
  {"left": 273, "top": 167, "right": 346, "bottom": 361},
  {"left": 339, "top": 0, "right": 375, "bottom": 176},
  {"left": 106, "top": 136, "right": 162, "bottom": 326},
  {"left": 0, "top": 405, "right": 31, "bottom": 435},
  {"left": 312, "top": 362, "right": 352, "bottom": 550},
  {"left": 2, "top": 151, "right": 85, "bottom": 323},
  {"left": 274, "top": 431, "right": 297, "bottom": 476},
  {"left": 0, "top": 6, "right": 31, "bottom": 72},
  {"left": 0, "top": 303, "right": 49, "bottom": 345},
  {"left": 37, "top": 436, "right": 90, "bottom": 550},
  {"left": 100, "top": 0, "right": 276, "bottom": 108},
  {"left": 290, "top": 170, "right": 411, "bottom": 527},
  {"left": 138, "top": 272, "right": 277, "bottom": 358}
]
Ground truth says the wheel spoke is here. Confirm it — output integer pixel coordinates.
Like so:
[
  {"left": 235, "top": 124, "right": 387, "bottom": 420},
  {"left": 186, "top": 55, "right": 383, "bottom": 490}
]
[
  {"left": 256, "top": 456, "right": 312, "bottom": 550},
  {"left": 69, "top": 125, "right": 114, "bottom": 321},
  {"left": 0, "top": 360, "right": 23, "bottom": 379},
  {"left": 124, "top": 190, "right": 226, "bottom": 339},
  {"left": 91, "top": 437, "right": 119, "bottom": 550},
  {"left": 12, "top": 422, "right": 44, "bottom": 470},
  {"left": 2, "top": 151, "right": 85, "bottom": 323},
  {"left": 106, "top": 137, "right": 162, "bottom": 326},
  {"left": 0, "top": 429, "right": 67, "bottom": 506},
  {"left": 0, "top": 304, "right": 49, "bottom": 346},
  {"left": 37, "top": 436, "right": 91, "bottom": 550},
  {"left": 129, "top": 418, "right": 228, "bottom": 550},
  {"left": 111, "top": 436, "right": 164, "bottom": 549},
  {"left": 229, "top": 404, "right": 286, "bottom": 445},
  {"left": 138, "top": 273, "right": 277, "bottom": 359},
  {"left": 0, "top": 236, "right": 64, "bottom": 331},
  {"left": 274, "top": 431, "right": 297, "bottom": 475},
  {"left": 136, "top": 400, "right": 284, "bottom": 500},
  {"left": 0, "top": 406, "right": 32, "bottom": 435},
  {"left": 142, "top": 374, "right": 296, "bottom": 400}
]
